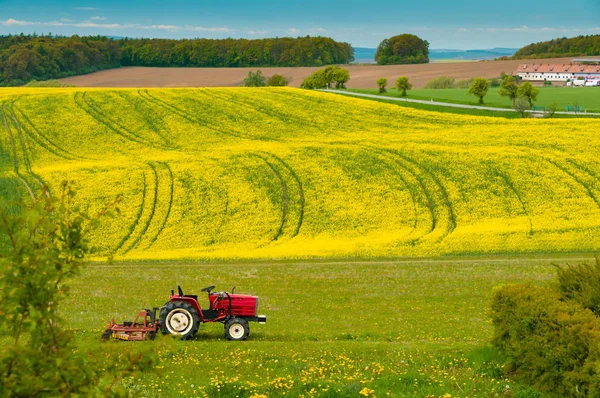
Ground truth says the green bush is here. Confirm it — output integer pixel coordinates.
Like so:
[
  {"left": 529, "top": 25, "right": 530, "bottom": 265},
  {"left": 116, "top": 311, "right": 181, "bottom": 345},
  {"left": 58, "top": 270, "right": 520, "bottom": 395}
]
[
  {"left": 244, "top": 70, "right": 266, "bottom": 87},
  {"left": 455, "top": 78, "right": 473, "bottom": 89},
  {"left": 488, "top": 78, "right": 502, "bottom": 87},
  {"left": 491, "top": 282, "right": 600, "bottom": 396},
  {"left": 376, "top": 77, "right": 388, "bottom": 93},
  {"left": 555, "top": 258, "right": 600, "bottom": 316},
  {"left": 0, "top": 185, "right": 157, "bottom": 396},
  {"left": 423, "top": 76, "right": 456, "bottom": 89},
  {"left": 267, "top": 74, "right": 289, "bottom": 86}
]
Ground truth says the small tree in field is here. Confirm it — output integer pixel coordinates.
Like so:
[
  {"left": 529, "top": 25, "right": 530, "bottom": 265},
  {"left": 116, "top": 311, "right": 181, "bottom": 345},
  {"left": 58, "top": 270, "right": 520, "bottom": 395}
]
[
  {"left": 499, "top": 76, "right": 519, "bottom": 103},
  {"left": 244, "top": 70, "right": 266, "bottom": 87},
  {"left": 512, "top": 96, "right": 530, "bottom": 117},
  {"left": 395, "top": 76, "right": 412, "bottom": 96},
  {"left": 545, "top": 102, "right": 558, "bottom": 118},
  {"left": 376, "top": 77, "right": 388, "bottom": 93},
  {"left": 0, "top": 184, "right": 156, "bottom": 396},
  {"left": 468, "top": 77, "right": 489, "bottom": 104},
  {"left": 516, "top": 81, "right": 540, "bottom": 107}
]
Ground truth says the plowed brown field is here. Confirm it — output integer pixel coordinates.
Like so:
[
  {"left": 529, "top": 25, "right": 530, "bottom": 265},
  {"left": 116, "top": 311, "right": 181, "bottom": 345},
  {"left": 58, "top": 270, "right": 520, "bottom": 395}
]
[{"left": 59, "top": 57, "right": 578, "bottom": 88}]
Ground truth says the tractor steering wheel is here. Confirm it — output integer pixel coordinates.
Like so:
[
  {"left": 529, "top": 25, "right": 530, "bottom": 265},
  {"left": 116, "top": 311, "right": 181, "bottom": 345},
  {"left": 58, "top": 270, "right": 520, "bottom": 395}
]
[{"left": 201, "top": 285, "right": 216, "bottom": 293}]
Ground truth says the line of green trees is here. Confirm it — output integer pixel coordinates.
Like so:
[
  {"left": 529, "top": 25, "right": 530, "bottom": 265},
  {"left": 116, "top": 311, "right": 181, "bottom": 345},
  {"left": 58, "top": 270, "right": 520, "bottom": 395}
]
[
  {"left": 511, "top": 34, "right": 600, "bottom": 59},
  {"left": 0, "top": 34, "right": 354, "bottom": 86}
]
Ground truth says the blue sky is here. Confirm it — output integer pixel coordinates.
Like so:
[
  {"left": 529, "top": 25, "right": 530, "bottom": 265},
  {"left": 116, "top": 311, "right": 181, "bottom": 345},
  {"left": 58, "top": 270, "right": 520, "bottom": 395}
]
[{"left": 0, "top": 0, "right": 599, "bottom": 49}]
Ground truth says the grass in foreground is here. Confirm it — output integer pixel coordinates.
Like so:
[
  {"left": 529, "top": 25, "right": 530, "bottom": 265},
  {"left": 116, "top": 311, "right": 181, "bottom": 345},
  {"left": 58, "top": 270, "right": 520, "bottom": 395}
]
[{"left": 62, "top": 255, "right": 591, "bottom": 396}]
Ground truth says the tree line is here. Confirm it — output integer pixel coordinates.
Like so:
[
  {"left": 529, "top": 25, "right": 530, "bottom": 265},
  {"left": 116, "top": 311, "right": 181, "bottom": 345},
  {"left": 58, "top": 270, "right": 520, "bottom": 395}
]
[
  {"left": 511, "top": 34, "right": 600, "bottom": 59},
  {"left": 0, "top": 34, "right": 354, "bottom": 86}
]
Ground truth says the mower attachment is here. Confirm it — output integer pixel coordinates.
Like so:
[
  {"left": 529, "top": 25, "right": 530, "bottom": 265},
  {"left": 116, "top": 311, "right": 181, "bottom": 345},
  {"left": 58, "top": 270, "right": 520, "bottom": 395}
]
[{"left": 102, "top": 308, "right": 158, "bottom": 341}]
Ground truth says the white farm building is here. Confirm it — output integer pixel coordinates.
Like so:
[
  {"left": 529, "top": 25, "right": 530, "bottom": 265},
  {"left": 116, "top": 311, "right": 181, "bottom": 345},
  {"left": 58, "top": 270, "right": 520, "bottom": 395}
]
[{"left": 515, "top": 58, "right": 600, "bottom": 85}]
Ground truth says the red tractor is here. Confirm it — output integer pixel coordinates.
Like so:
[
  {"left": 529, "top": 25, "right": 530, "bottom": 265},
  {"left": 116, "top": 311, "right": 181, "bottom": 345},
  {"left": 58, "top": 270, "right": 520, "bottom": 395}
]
[{"left": 103, "top": 285, "right": 266, "bottom": 341}]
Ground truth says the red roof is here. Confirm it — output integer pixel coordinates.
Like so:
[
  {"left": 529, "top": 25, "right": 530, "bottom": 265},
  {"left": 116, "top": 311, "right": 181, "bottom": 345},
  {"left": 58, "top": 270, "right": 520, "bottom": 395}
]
[{"left": 516, "top": 63, "right": 600, "bottom": 73}]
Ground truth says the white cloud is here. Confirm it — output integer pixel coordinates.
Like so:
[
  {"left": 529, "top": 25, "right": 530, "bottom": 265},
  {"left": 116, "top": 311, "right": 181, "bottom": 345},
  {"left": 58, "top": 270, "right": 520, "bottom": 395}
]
[
  {"left": 1, "top": 18, "right": 231, "bottom": 33},
  {"left": 90, "top": 16, "right": 106, "bottom": 21},
  {"left": 454, "top": 25, "right": 594, "bottom": 34},
  {"left": 248, "top": 30, "right": 268, "bottom": 35},
  {"left": 309, "top": 27, "right": 327, "bottom": 33},
  {"left": 60, "top": 18, "right": 74, "bottom": 22},
  {"left": 288, "top": 28, "right": 300, "bottom": 35},
  {"left": 73, "top": 7, "right": 98, "bottom": 11}
]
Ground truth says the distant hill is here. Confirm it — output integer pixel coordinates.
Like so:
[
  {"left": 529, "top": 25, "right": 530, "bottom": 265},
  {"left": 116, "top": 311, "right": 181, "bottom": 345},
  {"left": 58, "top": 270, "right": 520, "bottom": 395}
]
[
  {"left": 512, "top": 35, "right": 600, "bottom": 59},
  {"left": 352, "top": 47, "right": 518, "bottom": 63},
  {"left": 430, "top": 48, "right": 518, "bottom": 61}
]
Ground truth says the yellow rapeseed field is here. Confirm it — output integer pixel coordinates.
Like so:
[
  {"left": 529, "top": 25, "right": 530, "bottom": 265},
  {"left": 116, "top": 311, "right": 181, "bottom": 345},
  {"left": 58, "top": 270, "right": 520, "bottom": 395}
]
[{"left": 1, "top": 87, "right": 599, "bottom": 260}]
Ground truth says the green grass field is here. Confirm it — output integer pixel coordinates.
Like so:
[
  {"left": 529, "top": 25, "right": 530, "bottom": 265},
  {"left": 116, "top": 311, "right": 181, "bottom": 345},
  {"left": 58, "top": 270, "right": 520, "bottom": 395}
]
[
  {"left": 351, "top": 87, "right": 600, "bottom": 113},
  {"left": 65, "top": 255, "right": 596, "bottom": 397}
]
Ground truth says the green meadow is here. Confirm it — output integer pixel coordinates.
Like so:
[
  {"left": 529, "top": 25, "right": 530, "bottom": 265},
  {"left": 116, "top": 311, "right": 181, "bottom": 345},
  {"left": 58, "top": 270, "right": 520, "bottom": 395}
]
[
  {"left": 64, "top": 255, "right": 593, "bottom": 397},
  {"left": 351, "top": 87, "right": 600, "bottom": 113}
]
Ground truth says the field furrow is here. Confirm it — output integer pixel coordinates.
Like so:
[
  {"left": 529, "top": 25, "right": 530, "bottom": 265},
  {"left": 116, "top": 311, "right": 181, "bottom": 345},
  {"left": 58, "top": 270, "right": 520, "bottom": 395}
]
[
  {"left": 1, "top": 102, "right": 35, "bottom": 199},
  {"left": 74, "top": 92, "right": 153, "bottom": 148}
]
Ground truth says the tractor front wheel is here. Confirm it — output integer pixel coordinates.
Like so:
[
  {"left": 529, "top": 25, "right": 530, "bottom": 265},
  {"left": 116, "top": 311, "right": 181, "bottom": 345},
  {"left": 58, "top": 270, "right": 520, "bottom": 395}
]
[
  {"left": 159, "top": 301, "right": 200, "bottom": 340},
  {"left": 224, "top": 318, "right": 249, "bottom": 341}
]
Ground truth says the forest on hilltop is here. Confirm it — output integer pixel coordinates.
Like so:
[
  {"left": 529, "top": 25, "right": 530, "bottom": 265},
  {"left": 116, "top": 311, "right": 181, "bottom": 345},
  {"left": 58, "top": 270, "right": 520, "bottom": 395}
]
[
  {"left": 511, "top": 35, "right": 600, "bottom": 59},
  {"left": 0, "top": 34, "right": 354, "bottom": 86}
]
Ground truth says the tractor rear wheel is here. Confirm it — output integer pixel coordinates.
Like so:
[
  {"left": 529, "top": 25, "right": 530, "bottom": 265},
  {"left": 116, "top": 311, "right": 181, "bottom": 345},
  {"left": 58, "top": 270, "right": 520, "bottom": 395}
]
[
  {"left": 159, "top": 301, "right": 200, "bottom": 340},
  {"left": 224, "top": 318, "right": 250, "bottom": 341}
]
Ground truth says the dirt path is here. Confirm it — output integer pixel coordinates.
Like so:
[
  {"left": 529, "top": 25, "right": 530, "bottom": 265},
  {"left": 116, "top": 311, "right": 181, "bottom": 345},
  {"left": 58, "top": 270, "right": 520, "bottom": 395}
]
[{"left": 60, "top": 57, "right": 578, "bottom": 89}]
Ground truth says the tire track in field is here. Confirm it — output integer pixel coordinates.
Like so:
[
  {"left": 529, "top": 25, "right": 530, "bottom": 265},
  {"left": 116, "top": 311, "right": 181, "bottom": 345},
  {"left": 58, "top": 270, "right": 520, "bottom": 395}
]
[
  {"left": 74, "top": 92, "right": 163, "bottom": 148},
  {"left": 1, "top": 102, "right": 36, "bottom": 199},
  {"left": 122, "top": 162, "right": 159, "bottom": 254},
  {"left": 113, "top": 91, "right": 176, "bottom": 148},
  {"left": 8, "top": 104, "right": 48, "bottom": 195},
  {"left": 257, "top": 152, "right": 305, "bottom": 239},
  {"left": 143, "top": 162, "right": 175, "bottom": 249},
  {"left": 517, "top": 148, "right": 600, "bottom": 211},
  {"left": 363, "top": 148, "right": 422, "bottom": 237},
  {"left": 114, "top": 167, "right": 147, "bottom": 253},
  {"left": 382, "top": 148, "right": 456, "bottom": 242},
  {"left": 358, "top": 145, "right": 441, "bottom": 240},
  {"left": 249, "top": 153, "right": 289, "bottom": 242},
  {"left": 200, "top": 89, "right": 312, "bottom": 131},
  {"left": 138, "top": 89, "right": 263, "bottom": 141},
  {"left": 493, "top": 168, "right": 534, "bottom": 236},
  {"left": 11, "top": 103, "right": 85, "bottom": 161}
]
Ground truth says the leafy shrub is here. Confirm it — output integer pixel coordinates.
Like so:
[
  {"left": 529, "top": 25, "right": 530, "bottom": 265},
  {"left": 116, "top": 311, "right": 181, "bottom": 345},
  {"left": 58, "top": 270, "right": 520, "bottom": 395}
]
[
  {"left": 491, "top": 283, "right": 600, "bottom": 396},
  {"left": 267, "top": 74, "right": 289, "bottom": 86},
  {"left": 423, "top": 76, "right": 456, "bottom": 89},
  {"left": 455, "top": 78, "right": 473, "bottom": 89},
  {"left": 0, "top": 184, "right": 157, "bottom": 396},
  {"left": 376, "top": 77, "right": 388, "bottom": 93},
  {"left": 244, "top": 70, "right": 266, "bottom": 87},
  {"left": 555, "top": 258, "right": 600, "bottom": 315},
  {"left": 488, "top": 78, "right": 502, "bottom": 87}
]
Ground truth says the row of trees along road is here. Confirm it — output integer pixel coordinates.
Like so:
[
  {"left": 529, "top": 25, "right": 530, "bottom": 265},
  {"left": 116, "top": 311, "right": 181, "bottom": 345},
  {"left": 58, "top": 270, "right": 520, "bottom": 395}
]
[{"left": 0, "top": 33, "right": 354, "bottom": 86}]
